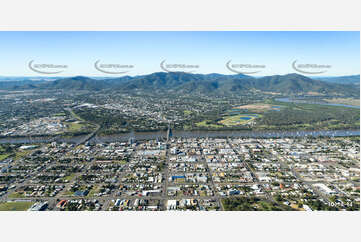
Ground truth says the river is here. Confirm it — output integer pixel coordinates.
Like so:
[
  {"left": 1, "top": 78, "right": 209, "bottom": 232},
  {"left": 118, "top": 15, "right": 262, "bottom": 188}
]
[{"left": 0, "top": 129, "right": 359, "bottom": 144}]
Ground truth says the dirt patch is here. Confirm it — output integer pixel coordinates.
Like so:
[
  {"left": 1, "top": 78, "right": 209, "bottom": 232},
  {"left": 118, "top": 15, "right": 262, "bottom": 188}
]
[{"left": 236, "top": 103, "right": 273, "bottom": 110}]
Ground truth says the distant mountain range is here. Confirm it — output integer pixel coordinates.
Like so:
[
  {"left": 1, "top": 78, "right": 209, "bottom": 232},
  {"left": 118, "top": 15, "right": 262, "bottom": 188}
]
[
  {"left": 313, "top": 75, "right": 360, "bottom": 85},
  {"left": 0, "top": 73, "right": 359, "bottom": 97}
]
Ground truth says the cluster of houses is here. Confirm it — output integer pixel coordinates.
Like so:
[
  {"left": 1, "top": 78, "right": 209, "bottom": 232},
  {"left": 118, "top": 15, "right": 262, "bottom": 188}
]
[{"left": 1, "top": 135, "right": 359, "bottom": 211}]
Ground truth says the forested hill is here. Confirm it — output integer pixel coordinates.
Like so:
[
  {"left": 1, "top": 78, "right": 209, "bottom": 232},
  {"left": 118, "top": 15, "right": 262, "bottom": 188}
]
[{"left": 1, "top": 72, "right": 359, "bottom": 97}]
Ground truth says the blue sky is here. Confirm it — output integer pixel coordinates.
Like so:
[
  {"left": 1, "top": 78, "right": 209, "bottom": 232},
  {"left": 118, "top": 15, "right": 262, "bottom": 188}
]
[{"left": 0, "top": 31, "right": 359, "bottom": 76}]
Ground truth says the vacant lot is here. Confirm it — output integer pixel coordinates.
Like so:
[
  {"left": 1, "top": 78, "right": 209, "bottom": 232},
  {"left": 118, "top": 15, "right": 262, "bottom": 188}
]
[
  {"left": 238, "top": 103, "right": 272, "bottom": 109},
  {"left": 0, "top": 201, "right": 33, "bottom": 211}
]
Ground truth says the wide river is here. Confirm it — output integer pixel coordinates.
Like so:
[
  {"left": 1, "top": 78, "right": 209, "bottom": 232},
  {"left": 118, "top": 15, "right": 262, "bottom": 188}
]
[
  {"left": 1, "top": 129, "right": 359, "bottom": 145},
  {"left": 0, "top": 98, "right": 359, "bottom": 144}
]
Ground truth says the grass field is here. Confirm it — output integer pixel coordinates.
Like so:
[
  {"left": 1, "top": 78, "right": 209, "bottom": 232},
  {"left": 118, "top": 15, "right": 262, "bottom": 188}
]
[
  {"left": 0, "top": 201, "right": 33, "bottom": 211},
  {"left": 8, "top": 192, "right": 26, "bottom": 199},
  {"left": 14, "top": 150, "right": 32, "bottom": 161},
  {"left": 65, "top": 122, "right": 85, "bottom": 132},
  {"left": 218, "top": 114, "right": 260, "bottom": 126},
  {"left": 0, "top": 153, "right": 11, "bottom": 161},
  {"left": 112, "top": 160, "right": 127, "bottom": 165},
  {"left": 195, "top": 120, "right": 223, "bottom": 128}
]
